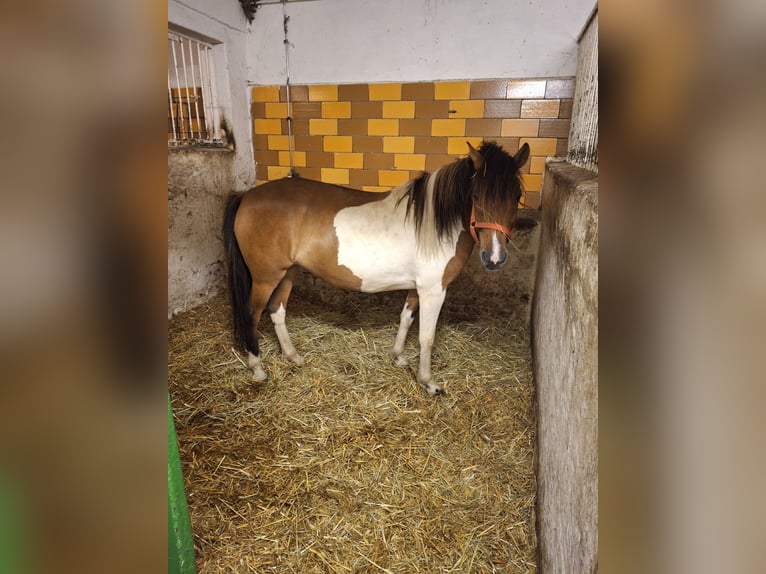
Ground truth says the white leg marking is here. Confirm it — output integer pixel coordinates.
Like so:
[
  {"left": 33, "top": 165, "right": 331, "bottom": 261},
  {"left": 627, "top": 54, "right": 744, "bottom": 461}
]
[
  {"left": 490, "top": 231, "right": 503, "bottom": 264},
  {"left": 247, "top": 351, "right": 268, "bottom": 382},
  {"left": 417, "top": 287, "right": 447, "bottom": 395},
  {"left": 392, "top": 302, "right": 415, "bottom": 367},
  {"left": 270, "top": 303, "right": 304, "bottom": 366}
]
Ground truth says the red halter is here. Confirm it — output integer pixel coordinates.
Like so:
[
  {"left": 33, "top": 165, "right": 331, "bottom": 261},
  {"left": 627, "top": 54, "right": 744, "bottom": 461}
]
[{"left": 469, "top": 203, "right": 513, "bottom": 244}]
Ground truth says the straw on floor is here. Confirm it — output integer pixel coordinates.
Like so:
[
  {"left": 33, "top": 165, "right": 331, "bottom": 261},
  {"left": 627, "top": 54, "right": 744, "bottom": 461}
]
[{"left": 169, "top": 288, "right": 536, "bottom": 573}]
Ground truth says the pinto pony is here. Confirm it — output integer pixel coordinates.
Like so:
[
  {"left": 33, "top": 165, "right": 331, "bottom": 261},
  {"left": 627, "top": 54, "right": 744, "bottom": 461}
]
[{"left": 223, "top": 141, "right": 529, "bottom": 394}]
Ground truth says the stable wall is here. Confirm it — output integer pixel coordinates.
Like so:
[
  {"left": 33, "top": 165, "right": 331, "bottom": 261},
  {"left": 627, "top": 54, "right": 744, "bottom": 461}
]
[
  {"left": 247, "top": 0, "right": 595, "bottom": 85},
  {"left": 168, "top": 0, "right": 255, "bottom": 315},
  {"left": 532, "top": 160, "right": 598, "bottom": 573}
]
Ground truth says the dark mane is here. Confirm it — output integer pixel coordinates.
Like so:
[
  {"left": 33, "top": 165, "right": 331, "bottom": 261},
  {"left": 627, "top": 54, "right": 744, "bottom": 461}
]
[{"left": 396, "top": 141, "right": 523, "bottom": 240}]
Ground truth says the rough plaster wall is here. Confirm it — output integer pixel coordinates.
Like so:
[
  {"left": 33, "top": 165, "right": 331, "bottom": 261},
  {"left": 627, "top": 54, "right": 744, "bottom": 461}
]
[
  {"left": 533, "top": 160, "right": 598, "bottom": 573},
  {"left": 247, "top": 0, "right": 596, "bottom": 84},
  {"left": 168, "top": 150, "right": 236, "bottom": 316},
  {"left": 568, "top": 12, "right": 598, "bottom": 171}
]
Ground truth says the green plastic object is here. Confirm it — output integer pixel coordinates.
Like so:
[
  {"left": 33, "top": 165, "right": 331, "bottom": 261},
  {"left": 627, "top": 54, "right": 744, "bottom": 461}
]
[{"left": 168, "top": 394, "right": 197, "bottom": 574}]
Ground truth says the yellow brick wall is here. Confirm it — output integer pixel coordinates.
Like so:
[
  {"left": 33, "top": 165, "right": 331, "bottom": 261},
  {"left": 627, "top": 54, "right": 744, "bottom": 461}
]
[{"left": 252, "top": 79, "right": 574, "bottom": 208}]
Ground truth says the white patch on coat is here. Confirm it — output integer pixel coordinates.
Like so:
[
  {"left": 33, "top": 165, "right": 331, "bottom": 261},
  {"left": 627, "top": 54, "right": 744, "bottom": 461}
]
[
  {"left": 333, "top": 175, "right": 460, "bottom": 293},
  {"left": 490, "top": 232, "right": 503, "bottom": 264},
  {"left": 269, "top": 303, "right": 304, "bottom": 365}
]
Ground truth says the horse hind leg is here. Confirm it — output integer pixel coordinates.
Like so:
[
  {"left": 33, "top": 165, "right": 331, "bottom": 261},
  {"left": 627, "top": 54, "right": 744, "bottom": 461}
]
[
  {"left": 267, "top": 267, "right": 304, "bottom": 366},
  {"left": 246, "top": 272, "right": 288, "bottom": 381},
  {"left": 391, "top": 289, "right": 419, "bottom": 367}
]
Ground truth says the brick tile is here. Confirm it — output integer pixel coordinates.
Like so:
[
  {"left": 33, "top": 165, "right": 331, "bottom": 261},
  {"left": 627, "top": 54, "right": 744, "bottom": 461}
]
[
  {"left": 368, "top": 118, "right": 399, "bottom": 136},
  {"left": 369, "top": 83, "right": 402, "bottom": 101},
  {"left": 414, "top": 137, "right": 447, "bottom": 155},
  {"left": 267, "top": 135, "right": 294, "bottom": 150},
  {"left": 250, "top": 102, "right": 265, "bottom": 118},
  {"left": 253, "top": 134, "right": 269, "bottom": 151},
  {"left": 415, "top": 100, "right": 451, "bottom": 119},
  {"left": 383, "top": 136, "right": 415, "bottom": 154},
  {"left": 281, "top": 85, "right": 308, "bottom": 102},
  {"left": 294, "top": 135, "right": 323, "bottom": 152},
  {"left": 507, "top": 80, "right": 546, "bottom": 99},
  {"left": 399, "top": 119, "right": 431, "bottom": 137},
  {"left": 529, "top": 156, "right": 546, "bottom": 174},
  {"left": 466, "top": 118, "right": 502, "bottom": 137},
  {"left": 425, "top": 154, "right": 454, "bottom": 172},
  {"left": 291, "top": 102, "right": 321, "bottom": 119},
  {"left": 334, "top": 152, "right": 364, "bottom": 169},
  {"left": 353, "top": 136, "right": 384, "bottom": 153},
  {"left": 519, "top": 137, "right": 558, "bottom": 156},
  {"left": 362, "top": 185, "right": 391, "bottom": 193},
  {"left": 431, "top": 119, "right": 465, "bottom": 137},
  {"left": 402, "top": 82, "right": 434, "bottom": 100},
  {"left": 470, "top": 80, "right": 508, "bottom": 99},
  {"left": 449, "top": 100, "right": 484, "bottom": 118},
  {"left": 556, "top": 138, "right": 569, "bottom": 156},
  {"left": 539, "top": 119, "right": 571, "bottom": 138},
  {"left": 305, "top": 151, "right": 334, "bottom": 168},
  {"left": 394, "top": 153, "right": 426, "bottom": 171},
  {"left": 309, "top": 118, "right": 337, "bottom": 135},
  {"left": 308, "top": 84, "right": 339, "bottom": 102},
  {"left": 493, "top": 137, "right": 520, "bottom": 154},
  {"left": 365, "top": 153, "right": 394, "bottom": 169},
  {"left": 351, "top": 101, "right": 383, "bottom": 119},
  {"left": 559, "top": 99, "right": 574, "bottom": 119},
  {"left": 521, "top": 100, "right": 560, "bottom": 119},
  {"left": 298, "top": 166, "right": 321, "bottom": 181},
  {"left": 254, "top": 119, "right": 282, "bottom": 135},
  {"left": 435, "top": 81, "right": 470, "bottom": 100},
  {"left": 348, "top": 169, "right": 379, "bottom": 188},
  {"left": 254, "top": 150, "right": 279, "bottom": 166},
  {"left": 448, "top": 137, "right": 483, "bottom": 156},
  {"left": 484, "top": 99, "right": 521, "bottom": 118},
  {"left": 520, "top": 173, "right": 542, "bottom": 192},
  {"left": 338, "top": 84, "right": 369, "bottom": 101},
  {"left": 323, "top": 135, "right": 353, "bottom": 152},
  {"left": 321, "top": 167, "right": 349, "bottom": 185},
  {"left": 256, "top": 163, "right": 269, "bottom": 180},
  {"left": 378, "top": 170, "right": 410, "bottom": 186},
  {"left": 278, "top": 150, "right": 306, "bottom": 167},
  {"left": 265, "top": 103, "right": 288, "bottom": 118},
  {"left": 383, "top": 101, "right": 415, "bottom": 118},
  {"left": 321, "top": 101, "right": 351, "bottom": 118},
  {"left": 252, "top": 86, "right": 280, "bottom": 102},
  {"left": 501, "top": 119, "right": 539, "bottom": 137},
  {"left": 268, "top": 165, "right": 292, "bottom": 180},
  {"left": 337, "top": 119, "right": 368, "bottom": 136},
  {"left": 545, "top": 78, "right": 575, "bottom": 99},
  {"left": 287, "top": 119, "right": 309, "bottom": 136},
  {"left": 521, "top": 191, "right": 540, "bottom": 209}
]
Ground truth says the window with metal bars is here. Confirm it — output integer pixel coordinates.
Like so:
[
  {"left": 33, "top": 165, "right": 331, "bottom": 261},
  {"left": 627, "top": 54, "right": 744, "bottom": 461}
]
[{"left": 167, "top": 31, "right": 222, "bottom": 146}]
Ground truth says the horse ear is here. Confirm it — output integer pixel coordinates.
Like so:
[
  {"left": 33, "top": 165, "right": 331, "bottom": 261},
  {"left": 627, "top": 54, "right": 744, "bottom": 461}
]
[
  {"left": 467, "top": 141, "right": 484, "bottom": 172},
  {"left": 514, "top": 142, "right": 530, "bottom": 168}
]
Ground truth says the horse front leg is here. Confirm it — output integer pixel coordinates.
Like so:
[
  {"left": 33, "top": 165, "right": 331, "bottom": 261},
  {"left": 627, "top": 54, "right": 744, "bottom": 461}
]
[
  {"left": 416, "top": 286, "right": 447, "bottom": 395},
  {"left": 391, "top": 289, "right": 419, "bottom": 367}
]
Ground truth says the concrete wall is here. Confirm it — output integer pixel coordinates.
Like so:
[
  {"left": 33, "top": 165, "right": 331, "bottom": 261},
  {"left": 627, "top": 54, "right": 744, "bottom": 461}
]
[
  {"left": 568, "top": 11, "right": 598, "bottom": 171},
  {"left": 168, "top": 0, "right": 255, "bottom": 314},
  {"left": 247, "top": 0, "right": 596, "bottom": 85},
  {"left": 532, "top": 160, "right": 598, "bottom": 572}
]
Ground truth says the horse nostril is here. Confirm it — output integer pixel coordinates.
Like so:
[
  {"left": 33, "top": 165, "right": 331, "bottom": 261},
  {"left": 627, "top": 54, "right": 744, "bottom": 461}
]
[
  {"left": 480, "top": 250, "right": 490, "bottom": 265},
  {"left": 498, "top": 251, "right": 508, "bottom": 266}
]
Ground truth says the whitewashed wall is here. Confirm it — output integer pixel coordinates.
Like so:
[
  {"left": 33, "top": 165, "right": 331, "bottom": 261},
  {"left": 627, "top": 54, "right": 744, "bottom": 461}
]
[{"left": 247, "top": 0, "right": 596, "bottom": 85}]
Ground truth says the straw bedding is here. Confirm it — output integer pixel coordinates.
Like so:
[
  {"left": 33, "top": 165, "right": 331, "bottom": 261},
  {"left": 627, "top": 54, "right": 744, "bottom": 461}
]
[{"left": 169, "top": 284, "right": 536, "bottom": 573}]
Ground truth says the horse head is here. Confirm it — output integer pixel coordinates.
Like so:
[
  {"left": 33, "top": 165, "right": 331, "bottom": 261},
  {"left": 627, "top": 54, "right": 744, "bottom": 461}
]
[{"left": 466, "top": 141, "right": 530, "bottom": 270}]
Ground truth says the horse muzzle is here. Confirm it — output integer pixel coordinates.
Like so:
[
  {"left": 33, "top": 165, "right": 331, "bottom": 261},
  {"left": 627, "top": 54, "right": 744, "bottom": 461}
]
[{"left": 480, "top": 249, "right": 508, "bottom": 270}]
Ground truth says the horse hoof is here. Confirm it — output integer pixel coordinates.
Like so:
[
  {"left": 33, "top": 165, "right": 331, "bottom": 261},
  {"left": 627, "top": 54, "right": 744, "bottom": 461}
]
[
  {"left": 423, "top": 382, "right": 444, "bottom": 396},
  {"left": 252, "top": 371, "right": 268, "bottom": 382},
  {"left": 288, "top": 354, "right": 305, "bottom": 367},
  {"left": 394, "top": 355, "right": 409, "bottom": 368}
]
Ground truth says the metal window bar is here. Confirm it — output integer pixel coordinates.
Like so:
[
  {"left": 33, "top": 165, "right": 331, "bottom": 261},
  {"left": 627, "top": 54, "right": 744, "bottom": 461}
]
[{"left": 168, "top": 32, "right": 220, "bottom": 146}]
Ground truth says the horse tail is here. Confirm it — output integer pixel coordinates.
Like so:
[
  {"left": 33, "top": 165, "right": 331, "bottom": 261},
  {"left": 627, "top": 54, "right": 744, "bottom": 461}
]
[{"left": 222, "top": 194, "right": 257, "bottom": 355}]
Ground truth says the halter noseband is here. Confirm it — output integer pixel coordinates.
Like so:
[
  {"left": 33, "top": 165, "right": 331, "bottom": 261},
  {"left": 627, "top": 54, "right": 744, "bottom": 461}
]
[{"left": 469, "top": 203, "right": 513, "bottom": 244}]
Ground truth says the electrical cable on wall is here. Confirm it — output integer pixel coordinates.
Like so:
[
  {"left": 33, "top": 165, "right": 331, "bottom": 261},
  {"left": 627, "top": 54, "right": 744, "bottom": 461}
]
[{"left": 282, "top": 0, "right": 297, "bottom": 177}]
